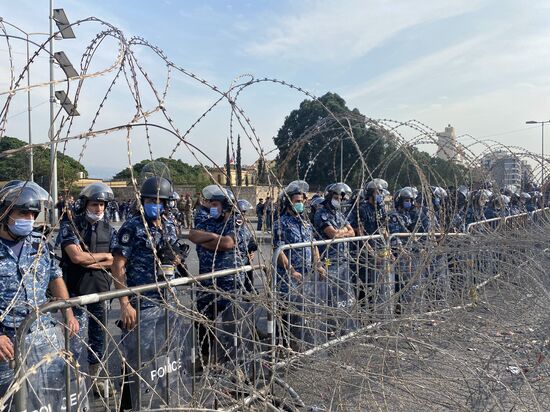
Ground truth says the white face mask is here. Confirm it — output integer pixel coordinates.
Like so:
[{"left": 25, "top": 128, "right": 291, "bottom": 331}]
[
  {"left": 331, "top": 199, "right": 340, "bottom": 208},
  {"left": 86, "top": 210, "right": 104, "bottom": 222}
]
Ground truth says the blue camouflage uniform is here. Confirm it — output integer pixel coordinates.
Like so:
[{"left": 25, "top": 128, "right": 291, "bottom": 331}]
[
  {"left": 0, "top": 232, "right": 62, "bottom": 393},
  {"left": 113, "top": 215, "right": 177, "bottom": 309},
  {"left": 194, "top": 206, "right": 210, "bottom": 227},
  {"left": 388, "top": 210, "right": 412, "bottom": 237},
  {"left": 348, "top": 201, "right": 387, "bottom": 308},
  {"left": 348, "top": 201, "right": 386, "bottom": 236},
  {"left": 410, "top": 206, "right": 438, "bottom": 232},
  {"left": 114, "top": 216, "right": 190, "bottom": 410},
  {"left": 57, "top": 216, "right": 117, "bottom": 365},
  {"left": 273, "top": 213, "right": 315, "bottom": 294},
  {"left": 235, "top": 216, "right": 258, "bottom": 292},
  {"left": 194, "top": 215, "right": 242, "bottom": 315},
  {"left": 313, "top": 202, "right": 349, "bottom": 263},
  {"left": 483, "top": 206, "right": 507, "bottom": 219},
  {"left": 313, "top": 202, "right": 355, "bottom": 327},
  {"left": 465, "top": 207, "right": 486, "bottom": 225},
  {"left": 193, "top": 215, "right": 244, "bottom": 364}
]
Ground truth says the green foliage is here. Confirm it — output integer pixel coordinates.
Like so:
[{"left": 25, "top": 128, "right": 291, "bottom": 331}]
[
  {"left": 257, "top": 157, "right": 268, "bottom": 184},
  {"left": 0, "top": 136, "right": 87, "bottom": 190},
  {"left": 274, "top": 92, "right": 469, "bottom": 190},
  {"left": 274, "top": 92, "right": 382, "bottom": 189},
  {"left": 225, "top": 139, "right": 231, "bottom": 186},
  {"left": 114, "top": 157, "right": 210, "bottom": 189}
]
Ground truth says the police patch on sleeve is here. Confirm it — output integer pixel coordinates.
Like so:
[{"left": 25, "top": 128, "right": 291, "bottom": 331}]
[
  {"left": 321, "top": 213, "right": 328, "bottom": 221},
  {"left": 62, "top": 227, "right": 69, "bottom": 237},
  {"left": 121, "top": 232, "right": 130, "bottom": 244}
]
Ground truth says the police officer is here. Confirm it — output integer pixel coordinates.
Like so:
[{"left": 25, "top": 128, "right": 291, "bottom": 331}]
[
  {"left": 466, "top": 190, "right": 490, "bottom": 225},
  {"left": 313, "top": 182, "right": 355, "bottom": 332},
  {"left": 410, "top": 189, "right": 440, "bottom": 233},
  {"left": 57, "top": 182, "right": 117, "bottom": 392},
  {"left": 448, "top": 185, "right": 469, "bottom": 232},
  {"left": 236, "top": 199, "right": 258, "bottom": 293},
  {"left": 273, "top": 180, "right": 325, "bottom": 346},
  {"left": 274, "top": 181, "right": 325, "bottom": 293},
  {"left": 0, "top": 181, "right": 79, "bottom": 397},
  {"left": 348, "top": 179, "right": 388, "bottom": 309},
  {"left": 112, "top": 176, "right": 178, "bottom": 327},
  {"left": 388, "top": 187, "right": 415, "bottom": 235},
  {"left": 519, "top": 192, "right": 531, "bottom": 213},
  {"left": 189, "top": 186, "right": 242, "bottom": 363},
  {"left": 111, "top": 177, "right": 182, "bottom": 409},
  {"left": 194, "top": 187, "right": 213, "bottom": 227},
  {"left": 484, "top": 193, "right": 509, "bottom": 219}
]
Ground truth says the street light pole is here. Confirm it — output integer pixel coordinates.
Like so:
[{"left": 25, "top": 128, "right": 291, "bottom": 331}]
[
  {"left": 526, "top": 120, "right": 550, "bottom": 202},
  {"left": 25, "top": 33, "right": 33, "bottom": 181},
  {"left": 49, "top": 0, "right": 58, "bottom": 224}
]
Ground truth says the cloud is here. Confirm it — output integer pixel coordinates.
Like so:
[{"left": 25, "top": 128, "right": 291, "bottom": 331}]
[{"left": 245, "top": 0, "right": 485, "bottom": 61}]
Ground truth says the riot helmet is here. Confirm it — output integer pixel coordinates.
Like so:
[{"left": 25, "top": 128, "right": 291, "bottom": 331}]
[
  {"left": 237, "top": 199, "right": 254, "bottom": 214},
  {"left": 0, "top": 181, "right": 51, "bottom": 221},
  {"left": 140, "top": 176, "right": 173, "bottom": 201},
  {"left": 74, "top": 182, "right": 114, "bottom": 214},
  {"left": 395, "top": 187, "right": 415, "bottom": 209}
]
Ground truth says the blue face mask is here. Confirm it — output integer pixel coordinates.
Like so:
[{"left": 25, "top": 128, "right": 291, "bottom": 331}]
[
  {"left": 403, "top": 201, "right": 412, "bottom": 210},
  {"left": 210, "top": 207, "right": 221, "bottom": 219},
  {"left": 292, "top": 202, "right": 304, "bottom": 214},
  {"left": 375, "top": 195, "right": 383, "bottom": 205},
  {"left": 144, "top": 203, "right": 164, "bottom": 220},
  {"left": 8, "top": 218, "right": 34, "bottom": 237}
]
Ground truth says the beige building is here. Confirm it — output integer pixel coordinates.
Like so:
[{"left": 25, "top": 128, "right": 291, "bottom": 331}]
[
  {"left": 209, "top": 164, "right": 257, "bottom": 186},
  {"left": 436, "top": 124, "right": 464, "bottom": 165}
]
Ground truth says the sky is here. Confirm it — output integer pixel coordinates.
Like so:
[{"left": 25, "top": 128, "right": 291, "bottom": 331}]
[{"left": 1, "top": 0, "right": 549, "bottom": 179}]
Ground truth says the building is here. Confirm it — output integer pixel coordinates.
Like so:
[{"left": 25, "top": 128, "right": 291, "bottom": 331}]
[
  {"left": 481, "top": 151, "right": 524, "bottom": 187},
  {"left": 436, "top": 124, "right": 464, "bottom": 164},
  {"left": 209, "top": 164, "right": 257, "bottom": 186}
]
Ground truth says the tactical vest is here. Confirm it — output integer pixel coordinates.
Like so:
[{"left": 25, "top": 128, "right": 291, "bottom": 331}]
[{"left": 61, "top": 216, "right": 112, "bottom": 295}]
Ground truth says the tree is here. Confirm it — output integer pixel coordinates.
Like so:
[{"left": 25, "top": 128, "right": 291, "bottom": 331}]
[
  {"left": 0, "top": 136, "right": 87, "bottom": 190},
  {"left": 274, "top": 92, "right": 385, "bottom": 189},
  {"left": 274, "top": 92, "right": 469, "bottom": 190},
  {"left": 236, "top": 134, "right": 242, "bottom": 186},
  {"left": 114, "top": 157, "right": 210, "bottom": 189},
  {"left": 225, "top": 138, "right": 231, "bottom": 186},
  {"left": 257, "top": 157, "right": 268, "bottom": 185}
]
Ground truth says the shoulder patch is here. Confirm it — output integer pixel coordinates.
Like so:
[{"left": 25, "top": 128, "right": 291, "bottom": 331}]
[
  {"left": 321, "top": 213, "right": 328, "bottom": 221},
  {"left": 62, "top": 227, "right": 69, "bottom": 237},
  {"left": 121, "top": 232, "right": 131, "bottom": 244}
]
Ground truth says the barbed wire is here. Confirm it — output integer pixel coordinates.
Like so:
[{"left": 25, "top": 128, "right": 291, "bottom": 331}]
[{"left": 0, "top": 15, "right": 549, "bottom": 412}]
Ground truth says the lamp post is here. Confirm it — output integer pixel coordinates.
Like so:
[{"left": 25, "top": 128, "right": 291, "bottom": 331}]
[
  {"left": 526, "top": 120, "right": 550, "bottom": 190},
  {"left": 49, "top": 2, "right": 77, "bottom": 224}
]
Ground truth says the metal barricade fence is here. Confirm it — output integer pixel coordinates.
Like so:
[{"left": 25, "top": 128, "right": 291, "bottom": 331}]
[
  {"left": 505, "top": 212, "right": 530, "bottom": 230},
  {"left": 9, "top": 265, "right": 267, "bottom": 412},
  {"left": 466, "top": 217, "right": 503, "bottom": 233},
  {"left": 6, "top": 210, "right": 547, "bottom": 411},
  {"left": 271, "top": 235, "right": 389, "bottom": 355}
]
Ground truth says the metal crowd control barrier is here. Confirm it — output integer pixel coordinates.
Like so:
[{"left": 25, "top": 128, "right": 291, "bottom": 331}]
[
  {"left": 271, "top": 235, "right": 389, "bottom": 354},
  {"left": 11, "top": 264, "right": 265, "bottom": 412},
  {"left": 466, "top": 217, "right": 503, "bottom": 233},
  {"left": 466, "top": 207, "right": 550, "bottom": 233},
  {"left": 7, "top": 209, "right": 549, "bottom": 411}
]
